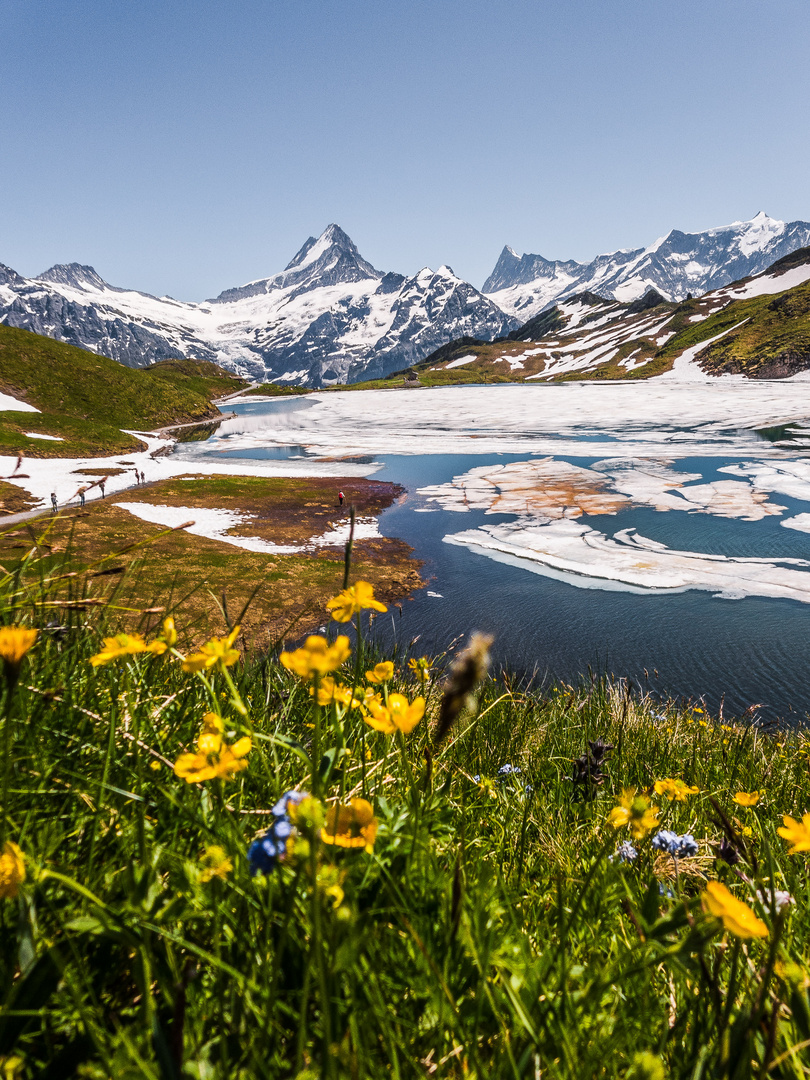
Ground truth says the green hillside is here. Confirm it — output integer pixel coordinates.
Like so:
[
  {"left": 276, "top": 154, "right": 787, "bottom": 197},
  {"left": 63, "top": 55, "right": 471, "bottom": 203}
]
[
  {"left": 0, "top": 325, "right": 247, "bottom": 456},
  {"left": 658, "top": 280, "right": 810, "bottom": 378}
]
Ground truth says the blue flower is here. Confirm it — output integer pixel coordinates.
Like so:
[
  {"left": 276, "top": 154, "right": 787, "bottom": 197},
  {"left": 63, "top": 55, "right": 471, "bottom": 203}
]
[
  {"left": 610, "top": 841, "right": 638, "bottom": 864},
  {"left": 652, "top": 830, "right": 699, "bottom": 858},
  {"left": 472, "top": 775, "right": 481, "bottom": 784},
  {"left": 496, "top": 764, "right": 521, "bottom": 781},
  {"left": 249, "top": 789, "right": 310, "bottom": 876}
]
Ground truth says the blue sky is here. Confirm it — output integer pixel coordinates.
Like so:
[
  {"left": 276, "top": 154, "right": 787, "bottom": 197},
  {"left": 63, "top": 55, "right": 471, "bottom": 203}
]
[{"left": 2, "top": 0, "right": 809, "bottom": 299}]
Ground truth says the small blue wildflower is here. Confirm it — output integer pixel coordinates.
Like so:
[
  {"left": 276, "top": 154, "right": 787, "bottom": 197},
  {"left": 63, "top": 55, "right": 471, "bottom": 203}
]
[
  {"left": 271, "top": 789, "right": 308, "bottom": 818},
  {"left": 249, "top": 789, "right": 310, "bottom": 876},
  {"left": 658, "top": 882, "right": 675, "bottom": 899},
  {"left": 652, "top": 830, "right": 680, "bottom": 854},
  {"left": 496, "top": 764, "right": 521, "bottom": 781},
  {"left": 676, "top": 833, "right": 698, "bottom": 857},
  {"left": 610, "top": 841, "right": 638, "bottom": 864},
  {"left": 652, "top": 830, "right": 699, "bottom": 858},
  {"left": 472, "top": 775, "right": 481, "bottom": 784}
]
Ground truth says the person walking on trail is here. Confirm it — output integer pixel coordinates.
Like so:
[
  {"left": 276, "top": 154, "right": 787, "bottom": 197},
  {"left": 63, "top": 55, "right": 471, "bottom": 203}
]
[
  {"left": 50, "top": 492, "right": 57, "bottom": 514},
  {"left": 79, "top": 488, "right": 86, "bottom": 508},
  {"left": 99, "top": 477, "right": 107, "bottom": 498},
  {"left": 338, "top": 490, "right": 345, "bottom": 506}
]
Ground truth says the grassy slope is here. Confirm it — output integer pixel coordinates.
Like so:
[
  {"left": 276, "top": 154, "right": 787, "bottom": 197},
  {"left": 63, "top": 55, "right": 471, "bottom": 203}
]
[
  {"left": 0, "top": 325, "right": 247, "bottom": 456},
  {"left": 658, "top": 281, "right": 810, "bottom": 378}
]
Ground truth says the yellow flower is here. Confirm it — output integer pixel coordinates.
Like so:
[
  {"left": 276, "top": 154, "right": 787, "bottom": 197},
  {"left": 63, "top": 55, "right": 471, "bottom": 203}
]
[
  {"left": 90, "top": 632, "right": 149, "bottom": 666},
  {"left": 366, "top": 661, "right": 394, "bottom": 684},
  {"left": 733, "top": 791, "right": 760, "bottom": 808},
  {"left": 0, "top": 626, "right": 37, "bottom": 670},
  {"left": 326, "top": 580, "right": 387, "bottom": 622},
  {"left": 309, "top": 676, "right": 363, "bottom": 708},
  {"left": 654, "top": 778, "right": 700, "bottom": 802},
  {"left": 321, "top": 798, "right": 378, "bottom": 853},
  {"left": 182, "top": 626, "right": 240, "bottom": 672},
  {"left": 364, "top": 692, "right": 425, "bottom": 735},
  {"left": 608, "top": 789, "right": 660, "bottom": 839},
  {"left": 173, "top": 713, "right": 251, "bottom": 783},
  {"left": 280, "top": 635, "right": 351, "bottom": 679},
  {"left": 162, "top": 616, "right": 178, "bottom": 647},
  {"left": 408, "top": 656, "right": 432, "bottom": 684},
  {"left": 778, "top": 813, "right": 810, "bottom": 854},
  {"left": 702, "top": 881, "right": 768, "bottom": 939},
  {"left": 0, "top": 841, "right": 25, "bottom": 900},
  {"left": 199, "top": 845, "right": 233, "bottom": 882}
]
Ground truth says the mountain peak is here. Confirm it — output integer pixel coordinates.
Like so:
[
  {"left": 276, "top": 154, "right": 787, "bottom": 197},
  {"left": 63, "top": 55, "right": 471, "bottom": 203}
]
[
  {"left": 284, "top": 224, "right": 362, "bottom": 272},
  {"left": 36, "top": 263, "right": 112, "bottom": 292}
]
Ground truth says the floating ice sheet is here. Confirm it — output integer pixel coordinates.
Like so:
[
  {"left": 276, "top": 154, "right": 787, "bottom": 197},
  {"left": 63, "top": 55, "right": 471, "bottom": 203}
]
[{"left": 444, "top": 518, "right": 810, "bottom": 603}]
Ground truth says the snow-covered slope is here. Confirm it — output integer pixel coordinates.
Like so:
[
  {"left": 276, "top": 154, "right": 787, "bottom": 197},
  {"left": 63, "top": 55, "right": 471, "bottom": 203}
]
[
  {"left": 0, "top": 225, "right": 517, "bottom": 385},
  {"left": 485, "top": 213, "right": 810, "bottom": 319}
]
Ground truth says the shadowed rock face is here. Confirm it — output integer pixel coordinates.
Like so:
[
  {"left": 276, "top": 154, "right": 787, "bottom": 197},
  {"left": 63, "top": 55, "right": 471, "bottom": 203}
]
[{"left": 0, "top": 226, "right": 518, "bottom": 383}]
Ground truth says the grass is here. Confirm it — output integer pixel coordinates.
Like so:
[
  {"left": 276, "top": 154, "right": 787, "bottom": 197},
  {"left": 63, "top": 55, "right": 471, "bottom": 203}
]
[
  {"left": 658, "top": 282, "right": 810, "bottom": 379},
  {"left": 2, "top": 529, "right": 810, "bottom": 1078},
  {"left": 0, "top": 326, "right": 248, "bottom": 457},
  {"left": 243, "top": 384, "right": 315, "bottom": 397}
]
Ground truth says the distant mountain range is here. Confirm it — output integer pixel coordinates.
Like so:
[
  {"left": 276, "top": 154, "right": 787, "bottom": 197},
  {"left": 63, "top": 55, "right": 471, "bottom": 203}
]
[
  {"left": 1, "top": 213, "right": 809, "bottom": 385},
  {"left": 400, "top": 245, "right": 810, "bottom": 384},
  {"left": 483, "top": 212, "right": 810, "bottom": 319},
  {"left": 0, "top": 226, "right": 516, "bottom": 385}
]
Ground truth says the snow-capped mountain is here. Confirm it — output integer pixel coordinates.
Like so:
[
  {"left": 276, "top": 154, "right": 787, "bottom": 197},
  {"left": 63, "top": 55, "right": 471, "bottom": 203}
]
[
  {"left": 0, "top": 225, "right": 517, "bottom": 385},
  {"left": 484, "top": 212, "right": 810, "bottom": 320}
]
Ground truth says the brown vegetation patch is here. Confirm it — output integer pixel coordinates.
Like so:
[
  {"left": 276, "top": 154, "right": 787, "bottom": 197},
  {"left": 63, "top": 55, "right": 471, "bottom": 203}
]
[
  {"left": 0, "top": 476, "right": 422, "bottom": 647},
  {"left": 112, "top": 475, "right": 406, "bottom": 546}
]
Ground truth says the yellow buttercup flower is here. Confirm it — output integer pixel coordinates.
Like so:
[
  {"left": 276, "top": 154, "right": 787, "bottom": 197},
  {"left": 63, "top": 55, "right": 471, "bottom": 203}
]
[
  {"left": 778, "top": 813, "right": 810, "bottom": 854},
  {"left": 366, "top": 661, "right": 394, "bottom": 684},
  {"left": 0, "top": 841, "right": 26, "bottom": 900},
  {"left": 408, "top": 656, "right": 432, "bottom": 684},
  {"left": 162, "top": 617, "right": 178, "bottom": 648},
  {"left": 702, "top": 881, "right": 768, "bottom": 939},
  {"left": 90, "top": 632, "right": 149, "bottom": 666},
  {"left": 199, "top": 845, "right": 233, "bottom": 882},
  {"left": 608, "top": 789, "right": 660, "bottom": 839},
  {"left": 364, "top": 692, "right": 425, "bottom": 735},
  {"left": 0, "top": 627, "right": 37, "bottom": 670},
  {"left": 182, "top": 626, "right": 240, "bottom": 672},
  {"left": 309, "top": 676, "right": 363, "bottom": 708},
  {"left": 326, "top": 581, "right": 387, "bottom": 622},
  {"left": 280, "top": 635, "right": 351, "bottom": 679},
  {"left": 173, "top": 713, "right": 251, "bottom": 783},
  {"left": 654, "top": 778, "right": 699, "bottom": 802},
  {"left": 321, "top": 798, "right": 378, "bottom": 853},
  {"left": 734, "top": 791, "right": 760, "bottom": 808}
]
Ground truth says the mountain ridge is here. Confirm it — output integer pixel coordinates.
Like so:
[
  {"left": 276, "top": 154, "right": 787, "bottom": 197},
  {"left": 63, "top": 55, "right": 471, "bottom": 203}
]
[
  {"left": 484, "top": 212, "right": 810, "bottom": 319},
  {"left": 3, "top": 213, "right": 810, "bottom": 386}
]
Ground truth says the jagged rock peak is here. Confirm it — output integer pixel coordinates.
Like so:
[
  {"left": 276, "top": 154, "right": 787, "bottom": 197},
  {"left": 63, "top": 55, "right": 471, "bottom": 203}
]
[
  {"left": 211, "top": 224, "right": 381, "bottom": 303},
  {"left": 36, "top": 263, "right": 112, "bottom": 292},
  {"left": 284, "top": 224, "right": 360, "bottom": 270}
]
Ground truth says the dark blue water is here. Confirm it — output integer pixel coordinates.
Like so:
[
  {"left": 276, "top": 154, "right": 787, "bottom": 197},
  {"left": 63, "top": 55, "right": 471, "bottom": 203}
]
[
  {"left": 365, "top": 453, "right": 810, "bottom": 723},
  {"left": 172, "top": 399, "right": 810, "bottom": 722}
]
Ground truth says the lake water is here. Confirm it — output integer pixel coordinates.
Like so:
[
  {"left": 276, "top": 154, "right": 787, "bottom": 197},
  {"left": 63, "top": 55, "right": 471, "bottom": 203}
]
[{"left": 169, "top": 384, "right": 810, "bottom": 722}]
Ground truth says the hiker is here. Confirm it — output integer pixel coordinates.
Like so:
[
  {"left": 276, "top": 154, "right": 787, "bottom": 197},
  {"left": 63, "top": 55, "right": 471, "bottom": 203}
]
[
  {"left": 140, "top": 470, "right": 145, "bottom": 484},
  {"left": 134, "top": 469, "right": 140, "bottom": 485},
  {"left": 79, "top": 488, "right": 86, "bottom": 508},
  {"left": 99, "top": 477, "right": 107, "bottom": 498},
  {"left": 50, "top": 492, "right": 57, "bottom": 514},
  {"left": 338, "top": 490, "right": 345, "bottom": 506}
]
